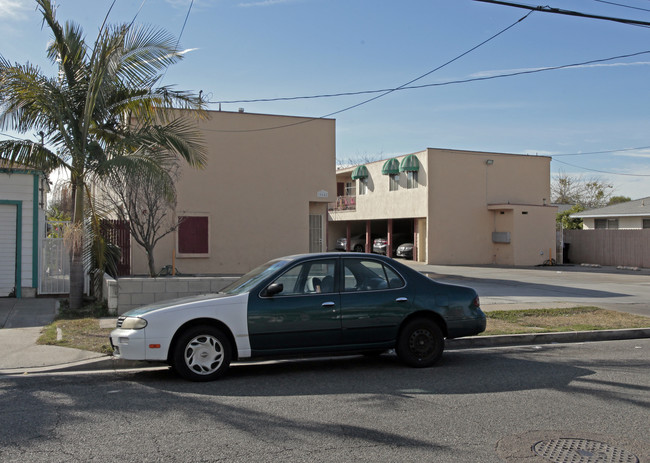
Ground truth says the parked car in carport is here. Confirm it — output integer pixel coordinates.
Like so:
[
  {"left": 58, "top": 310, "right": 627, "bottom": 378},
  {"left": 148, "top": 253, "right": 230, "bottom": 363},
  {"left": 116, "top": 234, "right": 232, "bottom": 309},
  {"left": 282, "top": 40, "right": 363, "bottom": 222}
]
[
  {"left": 336, "top": 234, "right": 377, "bottom": 252},
  {"left": 396, "top": 242, "right": 414, "bottom": 259},
  {"left": 373, "top": 233, "right": 411, "bottom": 255}
]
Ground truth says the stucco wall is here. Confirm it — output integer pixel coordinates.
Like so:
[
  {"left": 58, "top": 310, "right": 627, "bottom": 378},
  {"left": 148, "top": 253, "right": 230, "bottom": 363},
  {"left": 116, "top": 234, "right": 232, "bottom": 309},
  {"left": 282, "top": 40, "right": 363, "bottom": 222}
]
[
  {"left": 427, "top": 149, "right": 554, "bottom": 266},
  {"left": 351, "top": 151, "right": 429, "bottom": 220},
  {"left": 331, "top": 148, "right": 555, "bottom": 266},
  {"left": 131, "top": 110, "right": 336, "bottom": 275}
]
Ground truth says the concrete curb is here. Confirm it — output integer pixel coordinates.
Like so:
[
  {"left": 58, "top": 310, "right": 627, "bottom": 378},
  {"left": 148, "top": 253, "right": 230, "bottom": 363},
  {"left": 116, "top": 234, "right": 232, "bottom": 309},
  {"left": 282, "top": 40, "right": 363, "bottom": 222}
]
[
  {"left": 446, "top": 327, "right": 650, "bottom": 349},
  {"left": 0, "top": 356, "right": 157, "bottom": 375},
  {"left": 1, "top": 328, "right": 648, "bottom": 376}
]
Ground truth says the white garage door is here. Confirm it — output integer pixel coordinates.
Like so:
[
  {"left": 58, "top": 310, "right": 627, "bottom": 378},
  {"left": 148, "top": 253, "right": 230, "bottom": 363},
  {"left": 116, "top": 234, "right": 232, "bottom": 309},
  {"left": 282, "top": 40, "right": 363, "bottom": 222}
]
[{"left": 0, "top": 205, "right": 17, "bottom": 296}]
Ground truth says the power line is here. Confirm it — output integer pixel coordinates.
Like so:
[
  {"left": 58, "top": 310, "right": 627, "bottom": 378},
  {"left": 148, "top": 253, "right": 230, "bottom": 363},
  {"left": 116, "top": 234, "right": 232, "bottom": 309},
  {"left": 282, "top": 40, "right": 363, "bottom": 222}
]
[
  {"left": 474, "top": 0, "right": 650, "bottom": 27},
  {"left": 129, "top": 0, "right": 148, "bottom": 27},
  {"left": 591, "top": 0, "right": 650, "bottom": 14},
  {"left": 203, "top": 11, "right": 533, "bottom": 133},
  {"left": 160, "top": 0, "right": 194, "bottom": 83},
  {"left": 209, "top": 50, "right": 650, "bottom": 105},
  {"left": 552, "top": 145, "right": 650, "bottom": 157},
  {"left": 0, "top": 132, "right": 26, "bottom": 141},
  {"left": 553, "top": 158, "right": 650, "bottom": 176}
]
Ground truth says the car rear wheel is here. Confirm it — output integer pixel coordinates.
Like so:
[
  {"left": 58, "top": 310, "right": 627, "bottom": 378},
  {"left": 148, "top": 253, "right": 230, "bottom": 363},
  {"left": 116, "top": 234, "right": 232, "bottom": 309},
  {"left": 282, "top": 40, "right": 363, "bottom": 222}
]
[
  {"left": 353, "top": 244, "right": 364, "bottom": 252},
  {"left": 172, "top": 325, "right": 232, "bottom": 381},
  {"left": 396, "top": 318, "right": 444, "bottom": 367}
]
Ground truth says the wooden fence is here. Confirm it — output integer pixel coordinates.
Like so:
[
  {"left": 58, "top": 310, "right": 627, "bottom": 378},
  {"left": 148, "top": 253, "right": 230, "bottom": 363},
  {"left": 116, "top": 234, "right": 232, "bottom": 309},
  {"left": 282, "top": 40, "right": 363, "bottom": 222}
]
[
  {"left": 564, "top": 229, "right": 650, "bottom": 268},
  {"left": 101, "top": 219, "right": 131, "bottom": 276}
]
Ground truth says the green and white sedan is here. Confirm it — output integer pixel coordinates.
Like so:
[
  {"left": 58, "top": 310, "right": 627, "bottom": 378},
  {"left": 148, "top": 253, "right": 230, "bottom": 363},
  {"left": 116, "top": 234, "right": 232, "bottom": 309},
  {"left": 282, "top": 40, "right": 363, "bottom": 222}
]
[{"left": 110, "top": 253, "right": 486, "bottom": 381}]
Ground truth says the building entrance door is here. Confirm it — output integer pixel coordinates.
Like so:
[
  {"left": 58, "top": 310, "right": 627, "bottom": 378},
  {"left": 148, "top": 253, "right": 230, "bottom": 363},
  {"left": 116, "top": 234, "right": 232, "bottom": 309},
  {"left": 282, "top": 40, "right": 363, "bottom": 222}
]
[
  {"left": 309, "top": 214, "right": 323, "bottom": 253},
  {"left": 0, "top": 204, "right": 17, "bottom": 296}
]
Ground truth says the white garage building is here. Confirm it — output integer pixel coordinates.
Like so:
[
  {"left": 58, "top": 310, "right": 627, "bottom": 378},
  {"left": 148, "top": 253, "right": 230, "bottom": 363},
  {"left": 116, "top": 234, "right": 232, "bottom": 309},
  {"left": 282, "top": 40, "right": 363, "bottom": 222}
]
[{"left": 0, "top": 166, "right": 48, "bottom": 298}]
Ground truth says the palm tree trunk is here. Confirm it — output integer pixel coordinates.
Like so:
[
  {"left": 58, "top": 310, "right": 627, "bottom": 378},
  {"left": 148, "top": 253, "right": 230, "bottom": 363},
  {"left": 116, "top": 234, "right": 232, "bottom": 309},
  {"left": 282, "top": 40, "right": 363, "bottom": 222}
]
[
  {"left": 68, "top": 180, "right": 85, "bottom": 310},
  {"left": 69, "top": 248, "right": 84, "bottom": 309}
]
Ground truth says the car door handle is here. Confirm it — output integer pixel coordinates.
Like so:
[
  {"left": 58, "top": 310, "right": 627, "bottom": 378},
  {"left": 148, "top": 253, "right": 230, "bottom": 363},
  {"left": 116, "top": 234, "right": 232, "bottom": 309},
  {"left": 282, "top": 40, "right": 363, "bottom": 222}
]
[
  {"left": 395, "top": 297, "right": 408, "bottom": 302},
  {"left": 322, "top": 301, "right": 336, "bottom": 308}
]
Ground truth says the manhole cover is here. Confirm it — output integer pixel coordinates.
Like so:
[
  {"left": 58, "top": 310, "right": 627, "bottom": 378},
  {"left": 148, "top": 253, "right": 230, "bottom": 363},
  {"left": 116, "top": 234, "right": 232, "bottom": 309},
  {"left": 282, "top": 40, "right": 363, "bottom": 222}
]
[{"left": 533, "top": 438, "right": 640, "bottom": 463}]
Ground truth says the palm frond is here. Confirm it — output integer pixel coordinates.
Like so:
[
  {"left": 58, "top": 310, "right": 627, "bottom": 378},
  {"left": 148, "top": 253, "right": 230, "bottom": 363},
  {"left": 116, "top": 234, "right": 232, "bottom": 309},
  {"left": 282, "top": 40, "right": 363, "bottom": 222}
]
[{"left": 0, "top": 139, "right": 66, "bottom": 173}]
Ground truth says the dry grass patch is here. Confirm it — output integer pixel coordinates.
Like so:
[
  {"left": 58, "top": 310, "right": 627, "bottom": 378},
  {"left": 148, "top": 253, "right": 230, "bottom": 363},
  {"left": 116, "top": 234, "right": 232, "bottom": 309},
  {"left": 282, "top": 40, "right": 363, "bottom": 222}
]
[
  {"left": 482, "top": 307, "right": 650, "bottom": 336},
  {"left": 36, "top": 306, "right": 650, "bottom": 353},
  {"left": 38, "top": 318, "right": 113, "bottom": 354}
]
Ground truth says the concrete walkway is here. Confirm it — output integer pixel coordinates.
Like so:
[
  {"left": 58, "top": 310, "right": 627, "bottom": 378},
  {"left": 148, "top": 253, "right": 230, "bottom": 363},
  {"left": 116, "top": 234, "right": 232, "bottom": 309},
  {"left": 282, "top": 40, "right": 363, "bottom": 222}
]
[{"left": 0, "top": 298, "right": 108, "bottom": 371}]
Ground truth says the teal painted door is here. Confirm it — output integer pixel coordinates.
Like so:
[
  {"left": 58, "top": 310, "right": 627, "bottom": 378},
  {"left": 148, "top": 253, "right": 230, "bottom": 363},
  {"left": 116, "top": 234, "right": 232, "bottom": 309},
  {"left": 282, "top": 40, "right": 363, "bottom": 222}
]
[
  {"left": 339, "top": 257, "right": 412, "bottom": 344},
  {"left": 0, "top": 204, "right": 17, "bottom": 297},
  {"left": 248, "top": 258, "right": 342, "bottom": 351}
]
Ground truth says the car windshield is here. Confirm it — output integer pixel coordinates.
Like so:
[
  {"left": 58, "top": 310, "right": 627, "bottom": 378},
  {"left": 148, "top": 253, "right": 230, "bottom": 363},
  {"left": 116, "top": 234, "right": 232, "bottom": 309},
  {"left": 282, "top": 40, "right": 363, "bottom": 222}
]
[{"left": 220, "top": 259, "right": 292, "bottom": 295}]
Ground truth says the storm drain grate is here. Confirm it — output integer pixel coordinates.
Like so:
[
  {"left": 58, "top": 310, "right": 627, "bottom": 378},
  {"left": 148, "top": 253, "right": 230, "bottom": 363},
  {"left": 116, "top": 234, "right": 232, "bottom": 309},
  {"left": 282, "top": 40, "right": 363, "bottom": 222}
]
[{"left": 533, "top": 438, "right": 639, "bottom": 463}]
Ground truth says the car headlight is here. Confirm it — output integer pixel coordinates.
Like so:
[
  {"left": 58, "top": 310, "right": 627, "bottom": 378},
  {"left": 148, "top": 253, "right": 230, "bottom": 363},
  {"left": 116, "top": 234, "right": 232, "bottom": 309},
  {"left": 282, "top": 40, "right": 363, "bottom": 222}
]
[{"left": 119, "top": 317, "right": 148, "bottom": 330}]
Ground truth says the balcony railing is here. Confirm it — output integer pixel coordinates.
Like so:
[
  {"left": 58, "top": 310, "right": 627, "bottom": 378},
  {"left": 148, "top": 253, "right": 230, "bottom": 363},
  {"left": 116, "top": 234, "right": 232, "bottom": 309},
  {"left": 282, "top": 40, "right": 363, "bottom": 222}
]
[{"left": 328, "top": 195, "right": 356, "bottom": 212}]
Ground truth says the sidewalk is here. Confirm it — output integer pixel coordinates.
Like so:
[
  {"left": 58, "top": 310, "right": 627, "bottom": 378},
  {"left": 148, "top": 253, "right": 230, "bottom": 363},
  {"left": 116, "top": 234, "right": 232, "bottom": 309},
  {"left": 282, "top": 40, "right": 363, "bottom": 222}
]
[
  {"left": 1, "top": 295, "right": 649, "bottom": 376},
  {"left": 0, "top": 298, "right": 112, "bottom": 372}
]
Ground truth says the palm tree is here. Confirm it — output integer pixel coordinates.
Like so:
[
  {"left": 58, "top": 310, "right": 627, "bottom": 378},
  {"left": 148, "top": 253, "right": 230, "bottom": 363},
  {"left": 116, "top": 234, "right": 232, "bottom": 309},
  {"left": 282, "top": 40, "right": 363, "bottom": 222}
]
[{"left": 0, "top": 0, "right": 206, "bottom": 309}]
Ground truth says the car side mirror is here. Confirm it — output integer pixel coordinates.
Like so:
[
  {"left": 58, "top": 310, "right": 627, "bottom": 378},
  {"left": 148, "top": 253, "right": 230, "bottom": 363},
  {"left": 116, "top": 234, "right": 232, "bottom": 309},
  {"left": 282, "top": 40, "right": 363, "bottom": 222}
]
[{"left": 263, "top": 283, "right": 283, "bottom": 297}]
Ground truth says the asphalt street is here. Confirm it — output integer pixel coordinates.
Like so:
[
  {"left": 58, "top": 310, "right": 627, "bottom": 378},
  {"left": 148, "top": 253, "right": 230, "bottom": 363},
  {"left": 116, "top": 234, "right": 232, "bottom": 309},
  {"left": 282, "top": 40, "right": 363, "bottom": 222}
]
[{"left": 0, "top": 339, "right": 647, "bottom": 462}]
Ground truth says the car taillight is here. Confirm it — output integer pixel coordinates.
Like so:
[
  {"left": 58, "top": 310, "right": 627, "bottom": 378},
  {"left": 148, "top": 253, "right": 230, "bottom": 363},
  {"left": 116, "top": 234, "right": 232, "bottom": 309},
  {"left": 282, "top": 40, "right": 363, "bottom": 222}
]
[{"left": 472, "top": 296, "right": 480, "bottom": 308}]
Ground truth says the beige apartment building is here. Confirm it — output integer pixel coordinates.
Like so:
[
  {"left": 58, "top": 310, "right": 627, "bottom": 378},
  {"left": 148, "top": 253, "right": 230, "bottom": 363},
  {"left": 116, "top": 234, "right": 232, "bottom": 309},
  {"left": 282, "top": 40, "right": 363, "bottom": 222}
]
[
  {"left": 128, "top": 111, "right": 555, "bottom": 275},
  {"left": 329, "top": 148, "right": 557, "bottom": 266},
  {"left": 130, "top": 110, "right": 336, "bottom": 275}
]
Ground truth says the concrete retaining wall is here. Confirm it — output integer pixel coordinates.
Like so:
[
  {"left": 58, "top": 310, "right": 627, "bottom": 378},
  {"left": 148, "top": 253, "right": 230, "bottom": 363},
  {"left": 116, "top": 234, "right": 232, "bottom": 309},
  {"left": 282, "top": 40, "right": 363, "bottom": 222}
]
[{"left": 105, "top": 275, "right": 239, "bottom": 315}]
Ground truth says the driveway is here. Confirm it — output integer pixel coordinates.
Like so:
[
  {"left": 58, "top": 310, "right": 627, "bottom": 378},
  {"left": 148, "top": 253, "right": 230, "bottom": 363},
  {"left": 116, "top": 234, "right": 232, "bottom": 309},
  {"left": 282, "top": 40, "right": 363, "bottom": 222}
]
[{"left": 407, "top": 262, "right": 650, "bottom": 317}]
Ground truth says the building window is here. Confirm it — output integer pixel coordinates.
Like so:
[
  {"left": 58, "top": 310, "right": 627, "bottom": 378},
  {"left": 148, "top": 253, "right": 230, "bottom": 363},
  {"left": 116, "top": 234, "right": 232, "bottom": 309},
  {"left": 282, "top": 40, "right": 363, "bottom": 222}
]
[
  {"left": 406, "top": 171, "right": 418, "bottom": 189},
  {"left": 345, "top": 181, "right": 355, "bottom": 197},
  {"left": 643, "top": 219, "right": 650, "bottom": 229},
  {"left": 178, "top": 215, "right": 209, "bottom": 256},
  {"left": 594, "top": 218, "right": 618, "bottom": 229},
  {"left": 389, "top": 174, "right": 399, "bottom": 191},
  {"left": 358, "top": 177, "right": 367, "bottom": 195}
]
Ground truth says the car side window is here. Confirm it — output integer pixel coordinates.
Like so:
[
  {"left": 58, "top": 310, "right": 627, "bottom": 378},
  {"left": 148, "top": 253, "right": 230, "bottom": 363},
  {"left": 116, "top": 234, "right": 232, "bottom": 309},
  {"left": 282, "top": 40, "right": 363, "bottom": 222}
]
[
  {"left": 343, "top": 259, "right": 404, "bottom": 292},
  {"left": 270, "top": 259, "right": 336, "bottom": 296},
  {"left": 384, "top": 264, "right": 405, "bottom": 288}
]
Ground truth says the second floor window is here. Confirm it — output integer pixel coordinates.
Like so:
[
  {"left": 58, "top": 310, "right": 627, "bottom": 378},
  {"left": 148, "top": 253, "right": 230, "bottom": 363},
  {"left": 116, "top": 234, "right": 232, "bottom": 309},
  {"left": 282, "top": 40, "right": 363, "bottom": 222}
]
[
  {"left": 359, "top": 177, "right": 368, "bottom": 195},
  {"left": 406, "top": 171, "right": 418, "bottom": 189},
  {"left": 345, "top": 181, "right": 355, "bottom": 197},
  {"left": 389, "top": 174, "right": 399, "bottom": 191}
]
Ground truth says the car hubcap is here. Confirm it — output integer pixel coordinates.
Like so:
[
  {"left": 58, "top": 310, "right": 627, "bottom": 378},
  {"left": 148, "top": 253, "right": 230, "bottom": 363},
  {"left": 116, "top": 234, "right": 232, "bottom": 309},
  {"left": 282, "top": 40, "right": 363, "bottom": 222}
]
[
  {"left": 184, "top": 334, "right": 224, "bottom": 375},
  {"left": 409, "top": 328, "right": 434, "bottom": 358}
]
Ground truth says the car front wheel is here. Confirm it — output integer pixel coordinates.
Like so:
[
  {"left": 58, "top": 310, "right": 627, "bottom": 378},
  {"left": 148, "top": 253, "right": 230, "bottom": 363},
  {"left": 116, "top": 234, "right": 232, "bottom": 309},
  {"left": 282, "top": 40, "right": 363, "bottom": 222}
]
[
  {"left": 396, "top": 318, "right": 444, "bottom": 367},
  {"left": 172, "top": 325, "right": 232, "bottom": 381}
]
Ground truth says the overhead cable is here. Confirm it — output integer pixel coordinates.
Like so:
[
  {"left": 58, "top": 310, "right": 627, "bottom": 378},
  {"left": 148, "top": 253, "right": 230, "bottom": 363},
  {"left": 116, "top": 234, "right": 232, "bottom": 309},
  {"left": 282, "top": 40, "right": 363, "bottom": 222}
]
[
  {"left": 202, "top": 11, "right": 533, "bottom": 133},
  {"left": 474, "top": 0, "right": 650, "bottom": 27},
  {"left": 552, "top": 158, "right": 650, "bottom": 176},
  {"left": 552, "top": 145, "right": 650, "bottom": 157},
  {"left": 591, "top": 0, "right": 650, "bottom": 14},
  {"left": 209, "top": 50, "right": 650, "bottom": 105}
]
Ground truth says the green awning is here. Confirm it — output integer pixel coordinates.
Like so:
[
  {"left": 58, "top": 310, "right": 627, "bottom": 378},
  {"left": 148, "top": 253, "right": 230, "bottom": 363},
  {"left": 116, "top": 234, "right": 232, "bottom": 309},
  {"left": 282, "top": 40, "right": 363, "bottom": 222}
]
[
  {"left": 351, "top": 165, "right": 369, "bottom": 180},
  {"left": 381, "top": 158, "right": 400, "bottom": 175},
  {"left": 399, "top": 154, "right": 420, "bottom": 172}
]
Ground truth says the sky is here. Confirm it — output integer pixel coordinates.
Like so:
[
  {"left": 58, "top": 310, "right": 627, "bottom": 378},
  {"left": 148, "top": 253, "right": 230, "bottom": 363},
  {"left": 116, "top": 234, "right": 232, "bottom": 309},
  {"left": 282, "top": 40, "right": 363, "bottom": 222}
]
[{"left": 1, "top": 0, "right": 650, "bottom": 200}]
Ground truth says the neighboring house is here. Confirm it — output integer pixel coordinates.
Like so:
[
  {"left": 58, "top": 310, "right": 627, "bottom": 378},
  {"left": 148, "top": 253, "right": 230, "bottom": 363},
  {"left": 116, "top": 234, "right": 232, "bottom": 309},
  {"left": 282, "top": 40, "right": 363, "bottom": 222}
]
[
  {"left": 129, "top": 110, "right": 336, "bottom": 276},
  {"left": 329, "top": 148, "right": 557, "bottom": 266},
  {"left": 570, "top": 197, "right": 650, "bottom": 229},
  {"left": 565, "top": 198, "right": 650, "bottom": 268},
  {"left": 0, "top": 165, "right": 48, "bottom": 297}
]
